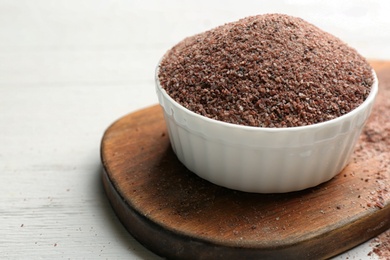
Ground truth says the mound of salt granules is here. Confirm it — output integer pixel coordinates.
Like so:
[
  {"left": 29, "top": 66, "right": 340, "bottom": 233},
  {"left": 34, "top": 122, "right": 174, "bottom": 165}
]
[{"left": 158, "top": 14, "right": 374, "bottom": 127}]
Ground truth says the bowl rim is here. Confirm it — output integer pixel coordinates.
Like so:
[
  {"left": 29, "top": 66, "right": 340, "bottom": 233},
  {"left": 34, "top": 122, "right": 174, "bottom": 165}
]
[{"left": 156, "top": 66, "right": 378, "bottom": 133}]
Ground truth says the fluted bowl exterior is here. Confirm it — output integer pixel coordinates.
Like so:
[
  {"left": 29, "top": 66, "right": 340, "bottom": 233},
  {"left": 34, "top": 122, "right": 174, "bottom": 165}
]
[{"left": 155, "top": 69, "right": 378, "bottom": 193}]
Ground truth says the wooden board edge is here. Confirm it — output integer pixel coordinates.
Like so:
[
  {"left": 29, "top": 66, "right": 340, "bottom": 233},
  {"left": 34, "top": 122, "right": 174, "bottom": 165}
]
[{"left": 101, "top": 165, "right": 390, "bottom": 260}]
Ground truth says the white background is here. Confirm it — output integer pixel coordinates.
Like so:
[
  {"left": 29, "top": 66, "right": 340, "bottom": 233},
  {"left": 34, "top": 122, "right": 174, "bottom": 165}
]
[{"left": 0, "top": 0, "right": 389, "bottom": 259}]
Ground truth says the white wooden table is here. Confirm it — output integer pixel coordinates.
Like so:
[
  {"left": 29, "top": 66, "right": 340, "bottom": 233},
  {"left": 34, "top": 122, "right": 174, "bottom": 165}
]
[{"left": 1, "top": 1, "right": 388, "bottom": 259}]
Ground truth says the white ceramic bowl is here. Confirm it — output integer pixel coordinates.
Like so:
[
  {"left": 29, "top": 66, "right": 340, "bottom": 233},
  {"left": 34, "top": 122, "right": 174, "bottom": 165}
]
[{"left": 155, "top": 69, "right": 378, "bottom": 193}]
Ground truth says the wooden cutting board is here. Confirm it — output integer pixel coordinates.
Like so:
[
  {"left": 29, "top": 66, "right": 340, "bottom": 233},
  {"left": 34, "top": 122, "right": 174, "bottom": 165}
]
[{"left": 101, "top": 61, "right": 390, "bottom": 260}]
